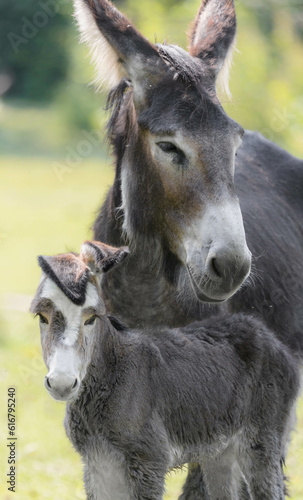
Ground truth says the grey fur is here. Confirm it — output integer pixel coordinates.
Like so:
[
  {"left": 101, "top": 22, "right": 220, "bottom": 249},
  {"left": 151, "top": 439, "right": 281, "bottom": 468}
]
[
  {"left": 74, "top": 0, "right": 303, "bottom": 496},
  {"left": 33, "top": 251, "right": 300, "bottom": 500}
]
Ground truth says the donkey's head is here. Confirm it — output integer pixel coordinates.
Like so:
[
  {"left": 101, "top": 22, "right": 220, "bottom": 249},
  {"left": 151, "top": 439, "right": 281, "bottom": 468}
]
[
  {"left": 75, "top": 0, "right": 251, "bottom": 302},
  {"left": 30, "top": 242, "right": 129, "bottom": 401}
]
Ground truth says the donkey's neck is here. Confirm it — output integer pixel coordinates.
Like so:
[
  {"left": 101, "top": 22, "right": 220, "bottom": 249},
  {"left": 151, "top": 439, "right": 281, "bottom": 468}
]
[
  {"left": 94, "top": 139, "right": 218, "bottom": 328},
  {"left": 99, "top": 230, "right": 216, "bottom": 328}
]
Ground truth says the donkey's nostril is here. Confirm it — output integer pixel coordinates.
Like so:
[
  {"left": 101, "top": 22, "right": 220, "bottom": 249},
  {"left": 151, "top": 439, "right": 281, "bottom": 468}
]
[
  {"left": 72, "top": 378, "right": 78, "bottom": 389},
  {"left": 207, "top": 247, "right": 251, "bottom": 285},
  {"left": 46, "top": 376, "right": 52, "bottom": 389},
  {"left": 210, "top": 257, "right": 221, "bottom": 278}
]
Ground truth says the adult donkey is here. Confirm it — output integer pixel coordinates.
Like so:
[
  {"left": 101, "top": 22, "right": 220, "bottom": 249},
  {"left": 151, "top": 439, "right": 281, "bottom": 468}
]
[{"left": 74, "top": 0, "right": 303, "bottom": 497}]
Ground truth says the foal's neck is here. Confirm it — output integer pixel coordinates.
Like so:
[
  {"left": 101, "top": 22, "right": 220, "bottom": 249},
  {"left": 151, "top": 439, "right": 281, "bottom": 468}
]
[{"left": 77, "top": 317, "right": 125, "bottom": 403}]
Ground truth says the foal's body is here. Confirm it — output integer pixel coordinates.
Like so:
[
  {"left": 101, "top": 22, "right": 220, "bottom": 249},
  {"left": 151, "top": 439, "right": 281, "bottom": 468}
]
[
  {"left": 32, "top": 242, "right": 300, "bottom": 500},
  {"left": 66, "top": 314, "right": 297, "bottom": 500}
]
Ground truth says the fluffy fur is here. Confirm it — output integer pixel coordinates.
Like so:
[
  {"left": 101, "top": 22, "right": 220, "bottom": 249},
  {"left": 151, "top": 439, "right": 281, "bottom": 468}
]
[
  {"left": 38, "top": 253, "right": 90, "bottom": 306},
  {"left": 73, "top": 0, "right": 125, "bottom": 89},
  {"left": 33, "top": 244, "right": 301, "bottom": 500},
  {"left": 80, "top": 240, "right": 129, "bottom": 273}
]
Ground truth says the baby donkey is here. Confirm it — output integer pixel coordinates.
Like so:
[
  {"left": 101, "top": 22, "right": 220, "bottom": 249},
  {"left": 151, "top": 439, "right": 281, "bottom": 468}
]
[{"left": 31, "top": 240, "right": 300, "bottom": 500}]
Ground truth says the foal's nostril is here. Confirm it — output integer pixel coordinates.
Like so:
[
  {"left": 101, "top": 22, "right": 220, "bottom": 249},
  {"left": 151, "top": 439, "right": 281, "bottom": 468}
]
[
  {"left": 46, "top": 376, "right": 52, "bottom": 389},
  {"left": 72, "top": 378, "right": 78, "bottom": 390}
]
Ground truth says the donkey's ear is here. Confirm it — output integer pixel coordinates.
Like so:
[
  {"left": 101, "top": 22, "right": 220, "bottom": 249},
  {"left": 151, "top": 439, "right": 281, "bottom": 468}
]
[
  {"left": 80, "top": 240, "right": 129, "bottom": 274},
  {"left": 189, "top": 0, "right": 236, "bottom": 87},
  {"left": 74, "top": 0, "right": 166, "bottom": 96},
  {"left": 38, "top": 254, "right": 90, "bottom": 306}
]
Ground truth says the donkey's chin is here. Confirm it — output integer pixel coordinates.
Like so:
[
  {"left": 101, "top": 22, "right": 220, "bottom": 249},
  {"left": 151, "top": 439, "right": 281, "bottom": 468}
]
[
  {"left": 187, "top": 265, "right": 234, "bottom": 304},
  {"left": 46, "top": 388, "right": 80, "bottom": 403}
]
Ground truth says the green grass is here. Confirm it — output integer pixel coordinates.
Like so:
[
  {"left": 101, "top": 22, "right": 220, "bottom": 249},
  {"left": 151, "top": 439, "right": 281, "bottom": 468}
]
[
  {"left": 0, "top": 102, "right": 108, "bottom": 158},
  {"left": 0, "top": 156, "right": 302, "bottom": 499}
]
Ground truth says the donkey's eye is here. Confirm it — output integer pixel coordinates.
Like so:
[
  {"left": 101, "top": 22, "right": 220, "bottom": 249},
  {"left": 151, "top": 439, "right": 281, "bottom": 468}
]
[
  {"left": 84, "top": 315, "right": 97, "bottom": 326},
  {"left": 38, "top": 314, "right": 49, "bottom": 325},
  {"left": 157, "top": 142, "right": 179, "bottom": 153}
]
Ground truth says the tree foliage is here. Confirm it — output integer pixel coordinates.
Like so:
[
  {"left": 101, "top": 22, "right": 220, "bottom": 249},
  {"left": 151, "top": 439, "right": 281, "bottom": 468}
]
[
  {"left": 0, "top": 0, "right": 302, "bottom": 157},
  {"left": 0, "top": 0, "right": 72, "bottom": 101}
]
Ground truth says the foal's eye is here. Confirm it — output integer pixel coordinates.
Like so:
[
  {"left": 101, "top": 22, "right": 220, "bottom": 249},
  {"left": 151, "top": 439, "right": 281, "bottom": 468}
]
[
  {"left": 84, "top": 315, "right": 97, "bottom": 326},
  {"left": 157, "top": 142, "right": 179, "bottom": 153},
  {"left": 38, "top": 314, "right": 49, "bottom": 325}
]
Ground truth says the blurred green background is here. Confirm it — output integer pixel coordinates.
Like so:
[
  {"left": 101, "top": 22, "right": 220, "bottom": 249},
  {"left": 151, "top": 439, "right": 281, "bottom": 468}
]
[{"left": 0, "top": 0, "right": 302, "bottom": 498}]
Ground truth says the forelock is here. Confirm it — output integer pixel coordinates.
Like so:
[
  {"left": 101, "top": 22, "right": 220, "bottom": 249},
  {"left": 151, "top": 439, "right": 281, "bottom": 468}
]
[{"left": 156, "top": 44, "right": 204, "bottom": 87}]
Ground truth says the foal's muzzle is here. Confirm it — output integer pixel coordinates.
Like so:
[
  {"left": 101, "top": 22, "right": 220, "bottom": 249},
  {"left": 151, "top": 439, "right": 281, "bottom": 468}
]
[{"left": 45, "top": 373, "right": 80, "bottom": 401}]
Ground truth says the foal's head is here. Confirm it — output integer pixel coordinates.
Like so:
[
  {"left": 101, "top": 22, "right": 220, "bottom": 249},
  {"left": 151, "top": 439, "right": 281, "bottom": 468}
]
[
  {"left": 31, "top": 242, "right": 129, "bottom": 401},
  {"left": 75, "top": 0, "right": 251, "bottom": 302}
]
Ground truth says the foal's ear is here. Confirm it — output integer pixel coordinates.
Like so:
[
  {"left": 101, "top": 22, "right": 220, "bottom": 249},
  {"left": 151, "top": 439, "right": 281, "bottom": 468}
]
[
  {"left": 189, "top": 0, "right": 237, "bottom": 90},
  {"left": 38, "top": 253, "right": 90, "bottom": 306},
  {"left": 74, "top": 0, "right": 166, "bottom": 97},
  {"left": 80, "top": 241, "right": 129, "bottom": 274}
]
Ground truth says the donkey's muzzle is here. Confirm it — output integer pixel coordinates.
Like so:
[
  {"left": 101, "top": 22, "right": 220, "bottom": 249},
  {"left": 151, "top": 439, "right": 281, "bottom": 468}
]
[
  {"left": 184, "top": 200, "right": 251, "bottom": 302},
  {"left": 206, "top": 246, "right": 251, "bottom": 285},
  {"left": 45, "top": 373, "right": 79, "bottom": 401},
  {"left": 187, "top": 245, "right": 251, "bottom": 303}
]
